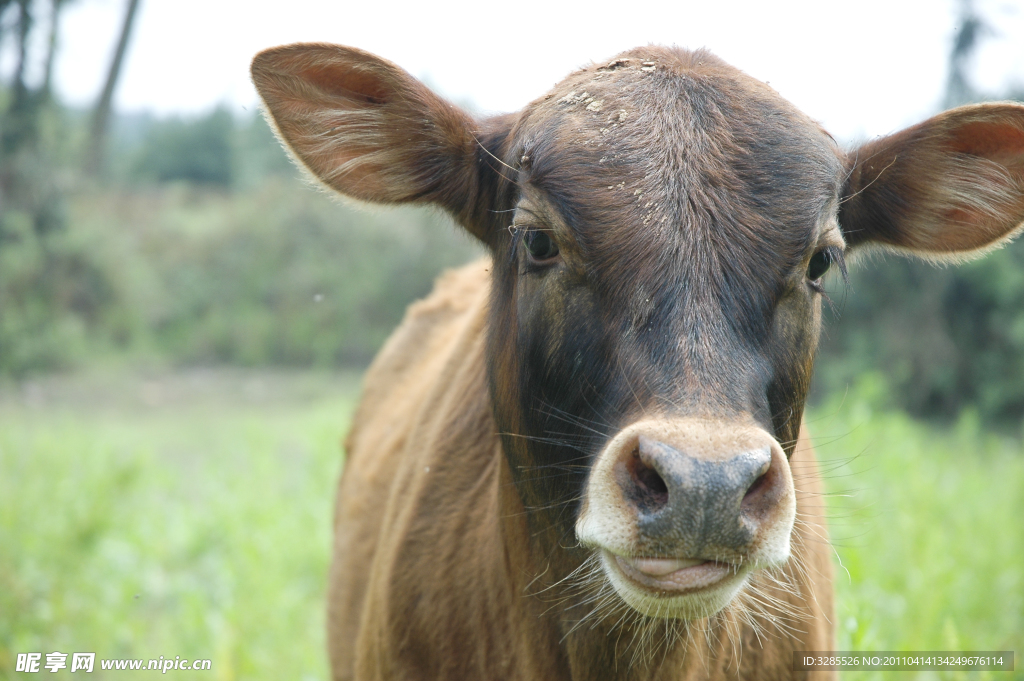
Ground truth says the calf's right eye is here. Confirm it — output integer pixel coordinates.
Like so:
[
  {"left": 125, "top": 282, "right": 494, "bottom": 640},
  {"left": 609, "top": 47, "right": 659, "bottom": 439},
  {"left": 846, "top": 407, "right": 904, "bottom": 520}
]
[{"left": 806, "top": 250, "right": 832, "bottom": 281}]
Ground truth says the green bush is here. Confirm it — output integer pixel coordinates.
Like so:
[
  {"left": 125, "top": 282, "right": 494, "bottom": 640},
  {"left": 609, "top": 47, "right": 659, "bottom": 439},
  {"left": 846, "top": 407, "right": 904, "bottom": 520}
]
[
  {"left": 814, "top": 240, "right": 1024, "bottom": 427},
  {"left": 66, "top": 179, "right": 482, "bottom": 368},
  {"left": 0, "top": 145, "right": 118, "bottom": 378},
  {"left": 132, "top": 108, "right": 235, "bottom": 187},
  {"left": 0, "top": 217, "right": 114, "bottom": 376},
  {"left": 0, "top": 108, "right": 484, "bottom": 376}
]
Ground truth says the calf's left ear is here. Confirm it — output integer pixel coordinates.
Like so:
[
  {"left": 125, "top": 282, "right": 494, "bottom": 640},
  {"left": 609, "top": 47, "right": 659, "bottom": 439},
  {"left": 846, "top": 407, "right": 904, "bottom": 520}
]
[
  {"left": 840, "top": 103, "right": 1024, "bottom": 259},
  {"left": 251, "top": 43, "right": 483, "bottom": 236}
]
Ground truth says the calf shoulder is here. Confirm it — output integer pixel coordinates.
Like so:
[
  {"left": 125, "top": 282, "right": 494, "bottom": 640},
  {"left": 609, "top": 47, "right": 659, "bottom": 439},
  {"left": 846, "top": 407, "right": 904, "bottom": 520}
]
[{"left": 328, "top": 258, "right": 564, "bottom": 679}]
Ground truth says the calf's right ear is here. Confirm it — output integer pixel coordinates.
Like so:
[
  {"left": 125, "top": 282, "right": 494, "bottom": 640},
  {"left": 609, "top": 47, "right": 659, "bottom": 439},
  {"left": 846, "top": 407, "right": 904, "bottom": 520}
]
[
  {"left": 839, "top": 103, "right": 1024, "bottom": 260},
  {"left": 251, "top": 43, "right": 484, "bottom": 237}
]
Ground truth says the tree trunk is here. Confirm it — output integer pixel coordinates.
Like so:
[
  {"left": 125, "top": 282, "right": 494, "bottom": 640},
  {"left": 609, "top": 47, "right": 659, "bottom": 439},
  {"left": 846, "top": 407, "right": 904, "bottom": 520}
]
[
  {"left": 1, "top": 0, "right": 34, "bottom": 157},
  {"left": 11, "top": 0, "right": 31, "bottom": 108},
  {"left": 41, "top": 0, "right": 65, "bottom": 99},
  {"left": 0, "top": 1, "right": 18, "bottom": 67},
  {"left": 84, "top": 0, "right": 141, "bottom": 175},
  {"left": 943, "top": 0, "right": 986, "bottom": 109}
]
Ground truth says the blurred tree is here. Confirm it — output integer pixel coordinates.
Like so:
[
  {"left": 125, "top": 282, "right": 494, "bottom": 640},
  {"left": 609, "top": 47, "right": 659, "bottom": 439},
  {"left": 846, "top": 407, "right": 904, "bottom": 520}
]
[
  {"left": 132, "top": 107, "right": 235, "bottom": 187},
  {"left": 0, "top": 0, "right": 118, "bottom": 376},
  {"left": 1, "top": 1, "right": 38, "bottom": 156},
  {"left": 0, "top": 0, "right": 67, "bottom": 237},
  {"left": 40, "top": 0, "right": 65, "bottom": 97},
  {"left": 815, "top": 0, "right": 1024, "bottom": 428},
  {"left": 84, "top": 0, "right": 142, "bottom": 175},
  {"left": 943, "top": 0, "right": 988, "bottom": 108}
]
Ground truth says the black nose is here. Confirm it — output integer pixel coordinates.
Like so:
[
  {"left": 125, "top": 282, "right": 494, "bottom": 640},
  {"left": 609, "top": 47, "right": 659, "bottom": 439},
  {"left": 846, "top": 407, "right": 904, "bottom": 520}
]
[{"left": 623, "top": 436, "right": 772, "bottom": 555}]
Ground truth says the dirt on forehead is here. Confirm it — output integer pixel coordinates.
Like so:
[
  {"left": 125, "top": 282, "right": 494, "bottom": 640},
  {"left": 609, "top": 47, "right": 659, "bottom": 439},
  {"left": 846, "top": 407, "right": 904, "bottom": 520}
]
[
  {"left": 515, "top": 45, "right": 842, "bottom": 255},
  {"left": 526, "top": 46, "right": 787, "bottom": 135},
  {"left": 520, "top": 46, "right": 839, "bottom": 193}
]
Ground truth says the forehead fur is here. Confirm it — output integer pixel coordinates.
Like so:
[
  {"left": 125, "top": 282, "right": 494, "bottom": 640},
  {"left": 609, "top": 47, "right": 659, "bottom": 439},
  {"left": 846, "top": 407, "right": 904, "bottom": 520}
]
[{"left": 509, "top": 46, "right": 843, "bottom": 344}]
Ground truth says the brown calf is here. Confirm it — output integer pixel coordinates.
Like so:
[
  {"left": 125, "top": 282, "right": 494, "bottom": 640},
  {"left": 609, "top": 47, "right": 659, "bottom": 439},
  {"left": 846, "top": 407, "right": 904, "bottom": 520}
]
[{"left": 251, "top": 44, "right": 1024, "bottom": 680}]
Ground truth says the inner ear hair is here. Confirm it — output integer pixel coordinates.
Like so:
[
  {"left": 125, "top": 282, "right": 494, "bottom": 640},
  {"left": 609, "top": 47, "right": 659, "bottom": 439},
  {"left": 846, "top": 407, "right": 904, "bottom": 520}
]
[{"left": 839, "top": 102, "right": 1024, "bottom": 263}]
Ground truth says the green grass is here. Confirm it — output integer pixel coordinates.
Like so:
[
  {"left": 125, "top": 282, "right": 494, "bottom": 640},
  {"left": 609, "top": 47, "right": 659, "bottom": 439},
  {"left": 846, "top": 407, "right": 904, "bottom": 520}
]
[
  {"left": 1, "top": 370, "right": 1021, "bottom": 680},
  {"left": 0, "top": 370, "right": 357, "bottom": 680},
  {"left": 810, "top": 381, "right": 1024, "bottom": 681}
]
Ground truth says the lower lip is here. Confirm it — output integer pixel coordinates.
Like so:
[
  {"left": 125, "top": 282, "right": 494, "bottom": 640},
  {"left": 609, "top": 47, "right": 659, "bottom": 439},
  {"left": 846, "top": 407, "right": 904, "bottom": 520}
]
[{"left": 610, "top": 553, "right": 735, "bottom": 593}]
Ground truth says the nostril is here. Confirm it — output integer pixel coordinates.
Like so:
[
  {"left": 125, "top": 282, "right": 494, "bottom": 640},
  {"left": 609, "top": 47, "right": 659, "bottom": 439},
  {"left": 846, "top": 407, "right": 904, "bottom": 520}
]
[
  {"left": 626, "top": 447, "right": 669, "bottom": 511},
  {"left": 741, "top": 457, "right": 773, "bottom": 515},
  {"left": 742, "top": 472, "right": 768, "bottom": 502}
]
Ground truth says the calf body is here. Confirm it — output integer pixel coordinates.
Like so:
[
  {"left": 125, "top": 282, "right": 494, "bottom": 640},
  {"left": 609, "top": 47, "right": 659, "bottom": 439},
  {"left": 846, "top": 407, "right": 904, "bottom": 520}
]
[
  {"left": 332, "top": 261, "right": 833, "bottom": 679},
  {"left": 251, "top": 43, "right": 1024, "bottom": 681}
]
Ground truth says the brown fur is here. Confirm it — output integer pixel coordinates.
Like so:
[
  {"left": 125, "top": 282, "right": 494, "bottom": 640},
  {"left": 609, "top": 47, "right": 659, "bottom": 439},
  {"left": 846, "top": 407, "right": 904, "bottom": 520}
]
[
  {"left": 250, "top": 42, "right": 1024, "bottom": 681},
  {"left": 332, "top": 260, "right": 833, "bottom": 680}
]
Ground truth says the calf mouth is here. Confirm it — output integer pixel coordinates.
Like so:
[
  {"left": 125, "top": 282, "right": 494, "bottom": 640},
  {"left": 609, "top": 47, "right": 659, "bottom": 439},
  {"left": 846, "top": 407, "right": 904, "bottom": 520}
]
[
  {"left": 599, "top": 549, "right": 751, "bottom": 619},
  {"left": 610, "top": 554, "right": 739, "bottom": 593}
]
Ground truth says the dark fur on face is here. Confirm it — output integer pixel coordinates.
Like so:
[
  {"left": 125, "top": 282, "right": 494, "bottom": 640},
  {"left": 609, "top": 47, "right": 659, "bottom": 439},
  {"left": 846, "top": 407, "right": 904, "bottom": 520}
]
[{"left": 480, "top": 47, "right": 844, "bottom": 544}]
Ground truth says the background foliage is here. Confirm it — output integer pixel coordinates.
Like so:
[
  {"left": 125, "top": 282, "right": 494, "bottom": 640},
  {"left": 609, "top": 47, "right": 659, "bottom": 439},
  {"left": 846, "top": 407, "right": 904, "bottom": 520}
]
[
  {"left": 0, "top": 109, "right": 481, "bottom": 377},
  {"left": 1, "top": 49, "right": 1023, "bottom": 426},
  {"left": 815, "top": 244, "right": 1024, "bottom": 426}
]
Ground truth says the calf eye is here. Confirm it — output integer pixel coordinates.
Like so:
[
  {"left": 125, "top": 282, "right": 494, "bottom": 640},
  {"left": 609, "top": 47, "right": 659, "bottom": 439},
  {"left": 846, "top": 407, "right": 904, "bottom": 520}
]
[
  {"left": 524, "top": 229, "right": 560, "bottom": 261},
  {"left": 806, "top": 250, "right": 832, "bottom": 281}
]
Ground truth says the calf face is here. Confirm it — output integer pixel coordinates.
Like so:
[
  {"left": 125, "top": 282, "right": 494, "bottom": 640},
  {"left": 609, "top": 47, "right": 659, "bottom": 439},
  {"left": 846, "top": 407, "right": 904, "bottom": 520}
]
[
  {"left": 252, "top": 43, "right": 1024, "bottom": 625},
  {"left": 481, "top": 51, "right": 846, "bottom": 620}
]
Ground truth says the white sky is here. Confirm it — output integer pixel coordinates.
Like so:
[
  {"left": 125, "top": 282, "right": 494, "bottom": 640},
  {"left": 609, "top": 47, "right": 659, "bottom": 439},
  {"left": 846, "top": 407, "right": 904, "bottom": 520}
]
[{"left": 22, "top": 0, "right": 1024, "bottom": 141}]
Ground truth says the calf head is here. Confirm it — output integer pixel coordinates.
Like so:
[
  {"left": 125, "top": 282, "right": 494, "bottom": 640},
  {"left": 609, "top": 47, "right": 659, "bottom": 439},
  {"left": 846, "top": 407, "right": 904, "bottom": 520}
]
[{"left": 253, "top": 44, "right": 1024, "bottom": 625}]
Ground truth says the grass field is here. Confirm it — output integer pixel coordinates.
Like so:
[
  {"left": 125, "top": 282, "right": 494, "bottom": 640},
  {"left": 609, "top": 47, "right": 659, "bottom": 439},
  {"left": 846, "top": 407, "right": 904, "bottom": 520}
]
[
  {"left": 0, "top": 370, "right": 356, "bottom": 680},
  {"left": 1, "top": 370, "right": 1022, "bottom": 680},
  {"left": 809, "top": 383, "right": 1024, "bottom": 680}
]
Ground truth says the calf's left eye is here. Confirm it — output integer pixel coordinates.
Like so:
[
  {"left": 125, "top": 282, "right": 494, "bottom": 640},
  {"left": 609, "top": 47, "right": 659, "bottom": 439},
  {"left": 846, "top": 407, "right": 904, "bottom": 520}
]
[
  {"left": 525, "top": 230, "right": 560, "bottom": 261},
  {"left": 806, "top": 250, "right": 832, "bottom": 280}
]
